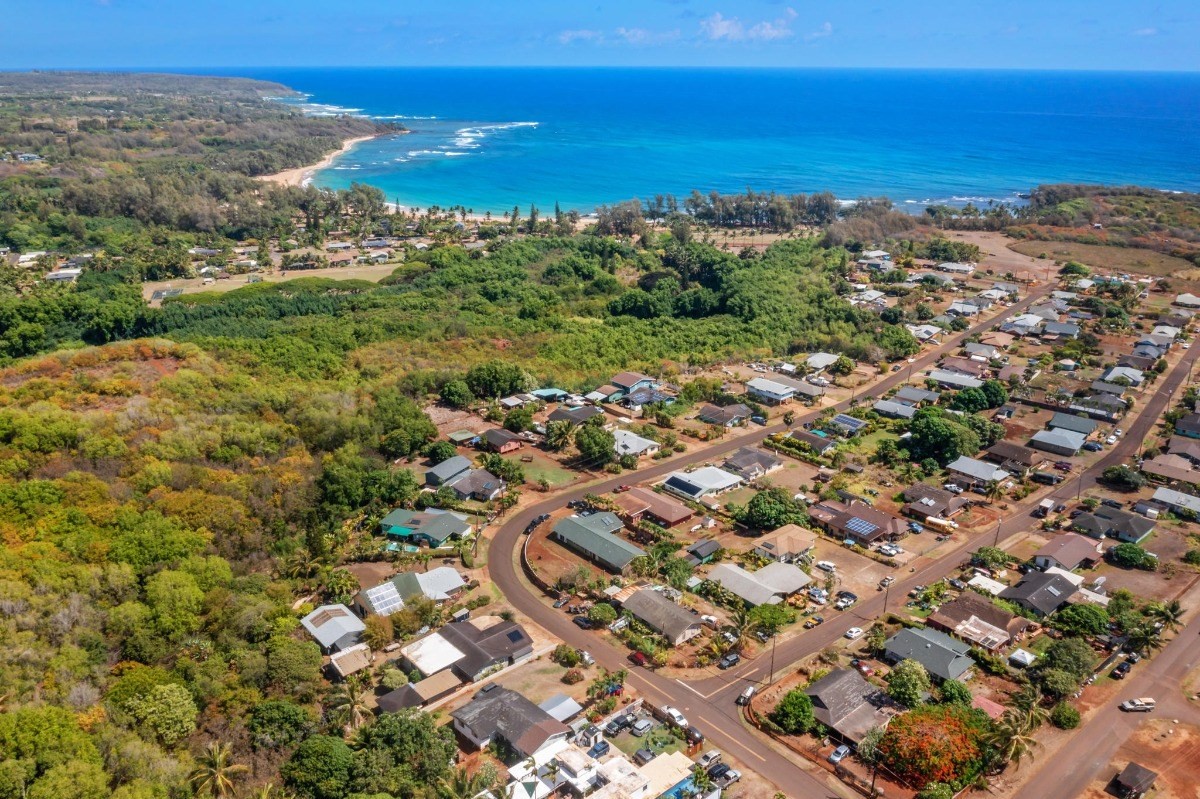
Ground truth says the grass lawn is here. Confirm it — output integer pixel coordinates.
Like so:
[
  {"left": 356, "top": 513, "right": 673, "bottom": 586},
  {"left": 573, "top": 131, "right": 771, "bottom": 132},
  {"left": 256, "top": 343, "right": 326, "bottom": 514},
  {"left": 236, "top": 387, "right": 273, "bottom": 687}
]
[
  {"left": 611, "top": 724, "right": 684, "bottom": 758},
  {"left": 1025, "top": 633, "right": 1055, "bottom": 655},
  {"left": 1008, "top": 239, "right": 1199, "bottom": 278},
  {"left": 504, "top": 451, "right": 577, "bottom": 488},
  {"left": 847, "top": 429, "right": 894, "bottom": 455}
]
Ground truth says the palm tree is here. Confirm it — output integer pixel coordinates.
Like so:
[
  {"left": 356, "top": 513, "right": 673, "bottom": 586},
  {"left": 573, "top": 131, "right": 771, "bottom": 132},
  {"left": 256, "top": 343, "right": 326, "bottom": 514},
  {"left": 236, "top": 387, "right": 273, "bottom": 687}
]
[
  {"left": 279, "top": 549, "right": 321, "bottom": 582},
  {"left": 728, "top": 608, "right": 760, "bottom": 652},
  {"left": 438, "top": 765, "right": 498, "bottom": 799},
  {"left": 321, "top": 568, "right": 359, "bottom": 604},
  {"left": 188, "top": 742, "right": 249, "bottom": 799},
  {"left": 986, "top": 710, "right": 1041, "bottom": 772},
  {"left": 986, "top": 480, "right": 1005, "bottom": 504},
  {"left": 327, "top": 675, "right": 372, "bottom": 734},
  {"left": 1147, "top": 599, "right": 1185, "bottom": 632},
  {"left": 1126, "top": 623, "right": 1165, "bottom": 656},
  {"left": 248, "top": 785, "right": 295, "bottom": 799},
  {"left": 545, "top": 420, "right": 578, "bottom": 451}
]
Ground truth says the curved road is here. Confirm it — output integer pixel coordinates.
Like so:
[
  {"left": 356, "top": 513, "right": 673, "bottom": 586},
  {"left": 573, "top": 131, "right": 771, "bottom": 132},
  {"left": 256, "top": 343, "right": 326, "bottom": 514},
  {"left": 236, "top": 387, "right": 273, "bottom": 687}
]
[{"left": 489, "top": 283, "right": 1200, "bottom": 795}]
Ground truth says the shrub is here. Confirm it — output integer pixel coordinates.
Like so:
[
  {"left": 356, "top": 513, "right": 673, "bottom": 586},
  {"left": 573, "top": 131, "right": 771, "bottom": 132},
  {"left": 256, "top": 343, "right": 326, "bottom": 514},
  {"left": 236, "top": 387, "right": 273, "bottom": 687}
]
[
  {"left": 769, "top": 689, "right": 816, "bottom": 734},
  {"left": 552, "top": 644, "right": 582, "bottom": 667},
  {"left": 562, "top": 668, "right": 585, "bottom": 685},
  {"left": 1050, "top": 702, "right": 1080, "bottom": 729},
  {"left": 1182, "top": 549, "right": 1200, "bottom": 565}
]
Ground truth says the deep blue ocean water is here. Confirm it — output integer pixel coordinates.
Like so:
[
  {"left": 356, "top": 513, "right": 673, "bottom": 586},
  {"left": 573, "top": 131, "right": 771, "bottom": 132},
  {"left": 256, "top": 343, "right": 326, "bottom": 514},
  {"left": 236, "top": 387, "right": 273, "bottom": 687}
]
[{"left": 203, "top": 67, "right": 1200, "bottom": 214}]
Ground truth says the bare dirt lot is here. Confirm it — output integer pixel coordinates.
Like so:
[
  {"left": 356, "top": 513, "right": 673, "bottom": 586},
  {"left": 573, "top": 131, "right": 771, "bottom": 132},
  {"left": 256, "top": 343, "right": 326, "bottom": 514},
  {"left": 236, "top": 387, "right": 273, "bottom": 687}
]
[
  {"left": 1080, "top": 720, "right": 1200, "bottom": 799},
  {"left": 1009, "top": 239, "right": 1200, "bottom": 280}
]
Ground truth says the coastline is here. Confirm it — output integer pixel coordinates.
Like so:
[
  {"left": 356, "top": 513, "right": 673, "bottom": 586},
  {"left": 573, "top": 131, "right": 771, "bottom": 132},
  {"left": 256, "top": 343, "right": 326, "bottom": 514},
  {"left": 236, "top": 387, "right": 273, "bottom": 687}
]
[{"left": 255, "top": 134, "right": 378, "bottom": 188}]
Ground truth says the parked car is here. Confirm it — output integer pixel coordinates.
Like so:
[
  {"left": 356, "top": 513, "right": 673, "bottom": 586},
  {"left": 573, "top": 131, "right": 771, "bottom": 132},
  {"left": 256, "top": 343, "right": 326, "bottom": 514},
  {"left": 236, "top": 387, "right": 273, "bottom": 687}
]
[
  {"left": 943, "top": 483, "right": 964, "bottom": 494},
  {"left": 816, "top": 560, "right": 837, "bottom": 573},
  {"left": 754, "top": 629, "right": 771, "bottom": 643},
  {"left": 829, "top": 745, "right": 852, "bottom": 764},
  {"left": 1054, "top": 461, "right": 1073, "bottom": 471},
  {"left": 804, "top": 615, "right": 825, "bottom": 629},
  {"left": 948, "top": 578, "right": 967, "bottom": 591},
  {"left": 631, "top": 719, "right": 654, "bottom": 737},
  {"left": 663, "top": 706, "right": 689, "bottom": 728},
  {"left": 701, "top": 614, "right": 719, "bottom": 628},
  {"left": 604, "top": 714, "right": 634, "bottom": 736},
  {"left": 588, "top": 740, "right": 610, "bottom": 759},
  {"left": 845, "top": 627, "right": 864, "bottom": 640},
  {"left": 718, "top": 653, "right": 741, "bottom": 669},
  {"left": 878, "top": 576, "right": 895, "bottom": 589},
  {"left": 1083, "top": 442, "right": 1103, "bottom": 452},
  {"left": 851, "top": 658, "right": 875, "bottom": 677},
  {"left": 628, "top": 651, "right": 648, "bottom": 667},
  {"left": 721, "top": 769, "right": 742, "bottom": 786},
  {"left": 553, "top": 597, "right": 570, "bottom": 608},
  {"left": 573, "top": 617, "right": 595, "bottom": 630},
  {"left": 578, "top": 650, "right": 595, "bottom": 665},
  {"left": 707, "top": 763, "right": 730, "bottom": 781},
  {"left": 1111, "top": 661, "right": 1133, "bottom": 679},
  {"left": 633, "top": 747, "right": 655, "bottom": 765},
  {"left": 685, "top": 726, "right": 704, "bottom": 745},
  {"left": 613, "top": 485, "right": 631, "bottom": 493},
  {"left": 908, "top": 522, "right": 924, "bottom": 533},
  {"left": 736, "top": 686, "right": 756, "bottom": 706},
  {"left": 698, "top": 751, "right": 722, "bottom": 769},
  {"left": 1102, "top": 498, "right": 1124, "bottom": 509},
  {"left": 1120, "top": 698, "right": 1156, "bottom": 713},
  {"left": 1106, "top": 435, "right": 1118, "bottom": 445}
]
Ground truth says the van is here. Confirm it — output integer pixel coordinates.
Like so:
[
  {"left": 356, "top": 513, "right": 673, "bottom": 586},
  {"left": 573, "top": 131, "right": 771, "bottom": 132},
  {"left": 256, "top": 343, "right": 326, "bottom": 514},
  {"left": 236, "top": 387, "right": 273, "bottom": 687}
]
[
  {"left": 816, "top": 560, "right": 837, "bottom": 573},
  {"left": 736, "top": 686, "right": 756, "bottom": 706},
  {"left": 631, "top": 718, "right": 653, "bottom": 736}
]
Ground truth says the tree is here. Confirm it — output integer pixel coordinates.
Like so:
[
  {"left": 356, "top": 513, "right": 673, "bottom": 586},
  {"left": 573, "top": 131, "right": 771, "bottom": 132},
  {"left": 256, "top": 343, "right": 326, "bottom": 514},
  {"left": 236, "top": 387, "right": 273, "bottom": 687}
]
[
  {"left": 1040, "top": 637, "right": 1095, "bottom": 680},
  {"left": 440, "top": 380, "right": 474, "bottom": 409},
  {"left": 425, "top": 440, "right": 458, "bottom": 465},
  {"left": 747, "top": 603, "right": 793, "bottom": 635},
  {"left": 323, "top": 568, "right": 360, "bottom": 603},
  {"left": 588, "top": 603, "right": 617, "bottom": 625},
  {"left": 362, "top": 615, "right": 394, "bottom": 650},
  {"left": 281, "top": 736, "right": 353, "bottom": 799},
  {"left": 503, "top": 406, "right": 534, "bottom": 432},
  {"left": 1102, "top": 465, "right": 1146, "bottom": 491},
  {"left": 907, "top": 408, "right": 980, "bottom": 466},
  {"left": 939, "top": 679, "right": 972, "bottom": 705},
  {"left": 949, "top": 387, "right": 990, "bottom": 413},
  {"left": 915, "top": 785, "right": 955, "bottom": 799},
  {"left": 438, "top": 765, "right": 499, "bottom": 799},
  {"left": 879, "top": 325, "right": 921, "bottom": 359},
  {"left": 248, "top": 701, "right": 314, "bottom": 750},
  {"left": 828, "top": 355, "right": 855, "bottom": 376},
  {"left": 1038, "top": 668, "right": 1079, "bottom": 700},
  {"left": 1147, "top": 599, "right": 1184, "bottom": 632},
  {"left": 769, "top": 689, "right": 816, "bottom": 734},
  {"left": 125, "top": 683, "right": 198, "bottom": 746},
  {"left": 544, "top": 420, "right": 577, "bottom": 451},
  {"left": 1049, "top": 702, "right": 1080, "bottom": 729},
  {"left": 732, "top": 487, "right": 807, "bottom": 530},
  {"left": 980, "top": 379, "right": 1009, "bottom": 408},
  {"left": 464, "top": 362, "right": 532, "bottom": 399},
  {"left": 1053, "top": 604, "right": 1109, "bottom": 636},
  {"left": 972, "top": 546, "right": 1009, "bottom": 569},
  {"left": 574, "top": 424, "right": 616, "bottom": 466},
  {"left": 266, "top": 637, "right": 323, "bottom": 692},
  {"left": 986, "top": 708, "right": 1041, "bottom": 772},
  {"left": 189, "top": 742, "right": 249, "bottom": 799},
  {"left": 1107, "top": 542, "right": 1157, "bottom": 571},
  {"left": 877, "top": 704, "right": 986, "bottom": 787},
  {"left": 1126, "top": 623, "right": 1164, "bottom": 656},
  {"left": 327, "top": 676, "right": 372, "bottom": 734},
  {"left": 26, "top": 761, "right": 109, "bottom": 799},
  {"left": 354, "top": 708, "right": 457, "bottom": 786},
  {"left": 886, "top": 658, "right": 931, "bottom": 708}
]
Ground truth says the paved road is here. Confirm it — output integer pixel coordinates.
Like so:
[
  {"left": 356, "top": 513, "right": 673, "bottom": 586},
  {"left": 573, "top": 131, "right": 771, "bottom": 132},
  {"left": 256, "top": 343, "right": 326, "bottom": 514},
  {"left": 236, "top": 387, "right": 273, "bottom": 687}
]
[{"left": 488, "top": 283, "right": 1200, "bottom": 795}]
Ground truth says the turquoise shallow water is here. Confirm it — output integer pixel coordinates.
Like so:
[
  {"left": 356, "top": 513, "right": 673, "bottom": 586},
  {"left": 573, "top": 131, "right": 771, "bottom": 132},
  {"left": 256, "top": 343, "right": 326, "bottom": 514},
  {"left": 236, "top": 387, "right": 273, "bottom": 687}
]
[{"left": 204, "top": 67, "right": 1200, "bottom": 214}]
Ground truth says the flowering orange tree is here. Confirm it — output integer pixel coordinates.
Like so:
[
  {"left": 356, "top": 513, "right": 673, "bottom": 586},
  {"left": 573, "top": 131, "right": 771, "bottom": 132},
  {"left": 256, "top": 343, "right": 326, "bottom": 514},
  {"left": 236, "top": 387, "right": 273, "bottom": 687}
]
[{"left": 877, "top": 704, "right": 991, "bottom": 787}]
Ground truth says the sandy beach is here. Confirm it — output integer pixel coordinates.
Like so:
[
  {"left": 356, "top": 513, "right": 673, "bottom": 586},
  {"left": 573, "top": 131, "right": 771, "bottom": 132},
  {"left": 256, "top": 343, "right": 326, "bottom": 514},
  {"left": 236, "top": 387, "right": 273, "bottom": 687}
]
[{"left": 256, "top": 134, "right": 377, "bottom": 187}]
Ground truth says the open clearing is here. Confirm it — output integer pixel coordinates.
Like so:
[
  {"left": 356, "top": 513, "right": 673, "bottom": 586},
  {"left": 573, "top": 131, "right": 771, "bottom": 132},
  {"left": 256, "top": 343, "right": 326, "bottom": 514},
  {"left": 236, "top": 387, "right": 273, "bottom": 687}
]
[
  {"left": 142, "top": 263, "right": 399, "bottom": 302},
  {"left": 1008, "top": 239, "right": 1198, "bottom": 278}
]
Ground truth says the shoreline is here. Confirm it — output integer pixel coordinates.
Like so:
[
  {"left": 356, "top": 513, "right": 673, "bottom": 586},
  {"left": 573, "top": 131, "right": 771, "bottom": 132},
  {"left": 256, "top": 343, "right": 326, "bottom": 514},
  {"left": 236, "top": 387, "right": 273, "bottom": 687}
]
[{"left": 255, "top": 134, "right": 378, "bottom": 188}]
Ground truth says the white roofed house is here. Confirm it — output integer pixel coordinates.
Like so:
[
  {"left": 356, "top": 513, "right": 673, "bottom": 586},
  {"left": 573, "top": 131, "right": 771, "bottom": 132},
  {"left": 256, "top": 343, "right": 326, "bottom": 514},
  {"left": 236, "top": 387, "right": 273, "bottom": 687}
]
[
  {"left": 661, "top": 467, "right": 742, "bottom": 502},
  {"left": 946, "top": 456, "right": 1009, "bottom": 488},
  {"left": 612, "top": 428, "right": 660, "bottom": 458},
  {"left": 301, "top": 604, "right": 366, "bottom": 653},
  {"left": 746, "top": 376, "right": 794, "bottom": 404},
  {"left": 707, "top": 562, "right": 811, "bottom": 607},
  {"left": 806, "top": 352, "right": 841, "bottom": 372}
]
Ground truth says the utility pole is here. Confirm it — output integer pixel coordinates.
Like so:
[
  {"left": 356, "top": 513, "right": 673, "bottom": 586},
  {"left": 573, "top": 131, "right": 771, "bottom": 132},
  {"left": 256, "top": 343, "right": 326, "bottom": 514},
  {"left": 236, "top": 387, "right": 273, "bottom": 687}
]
[
  {"left": 882, "top": 581, "right": 891, "bottom": 615},
  {"left": 768, "top": 633, "right": 778, "bottom": 685},
  {"left": 993, "top": 516, "right": 1002, "bottom": 546}
]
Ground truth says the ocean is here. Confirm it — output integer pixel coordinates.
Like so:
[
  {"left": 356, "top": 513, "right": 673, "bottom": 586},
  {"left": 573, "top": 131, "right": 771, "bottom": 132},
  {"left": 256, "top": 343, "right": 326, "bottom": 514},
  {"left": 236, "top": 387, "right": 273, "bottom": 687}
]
[{"left": 208, "top": 67, "right": 1200, "bottom": 214}]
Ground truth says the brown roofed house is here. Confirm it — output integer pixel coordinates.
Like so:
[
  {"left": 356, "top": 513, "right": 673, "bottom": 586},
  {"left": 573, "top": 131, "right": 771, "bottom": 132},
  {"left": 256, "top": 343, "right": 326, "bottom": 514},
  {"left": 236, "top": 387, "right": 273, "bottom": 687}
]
[
  {"left": 611, "top": 486, "right": 693, "bottom": 527},
  {"left": 483, "top": 428, "right": 523, "bottom": 454},
  {"left": 985, "top": 441, "right": 1046, "bottom": 476},
  {"left": 451, "top": 685, "right": 570, "bottom": 759},
  {"left": 928, "top": 592, "right": 1029, "bottom": 651}
]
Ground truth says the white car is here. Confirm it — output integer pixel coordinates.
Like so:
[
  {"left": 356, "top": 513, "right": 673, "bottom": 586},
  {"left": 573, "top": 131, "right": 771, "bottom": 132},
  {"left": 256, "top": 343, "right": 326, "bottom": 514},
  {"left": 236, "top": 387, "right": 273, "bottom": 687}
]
[
  {"left": 698, "top": 750, "right": 722, "bottom": 769},
  {"left": 664, "top": 706, "right": 688, "bottom": 728},
  {"left": 845, "top": 627, "right": 864, "bottom": 640},
  {"left": 1106, "top": 435, "right": 1118, "bottom": 445},
  {"left": 721, "top": 769, "right": 742, "bottom": 786},
  {"left": 816, "top": 560, "right": 837, "bottom": 573},
  {"left": 942, "top": 483, "right": 964, "bottom": 494}
]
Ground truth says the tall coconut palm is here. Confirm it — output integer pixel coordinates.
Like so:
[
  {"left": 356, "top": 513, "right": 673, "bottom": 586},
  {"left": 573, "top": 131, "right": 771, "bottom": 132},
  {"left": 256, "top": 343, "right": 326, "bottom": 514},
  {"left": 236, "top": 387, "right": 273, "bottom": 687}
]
[
  {"left": 327, "top": 676, "right": 372, "bottom": 735},
  {"left": 248, "top": 785, "right": 295, "bottom": 799},
  {"left": 1126, "top": 623, "right": 1164, "bottom": 656},
  {"left": 986, "top": 480, "right": 1005, "bottom": 504},
  {"left": 544, "top": 420, "right": 577, "bottom": 451},
  {"left": 438, "top": 765, "right": 499, "bottom": 799},
  {"left": 188, "top": 742, "right": 249, "bottom": 799},
  {"left": 1147, "top": 599, "right": 1185, "bottom": 632},
  {"left": 728, "top": 608, "right": 760, "bottom": 653},
  {"left": 987, "top": 709, "right": 1041, "bottom": 772}
]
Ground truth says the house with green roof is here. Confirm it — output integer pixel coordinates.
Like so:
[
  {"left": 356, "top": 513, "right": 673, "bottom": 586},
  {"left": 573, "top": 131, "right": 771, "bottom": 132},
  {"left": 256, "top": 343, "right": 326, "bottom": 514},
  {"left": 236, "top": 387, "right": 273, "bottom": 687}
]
[
  {"left": 379, "top": 508, "right": 472, "bottom": 548},
  {"left": 551, "top": 512, "right": 645, "bottom": 574}
]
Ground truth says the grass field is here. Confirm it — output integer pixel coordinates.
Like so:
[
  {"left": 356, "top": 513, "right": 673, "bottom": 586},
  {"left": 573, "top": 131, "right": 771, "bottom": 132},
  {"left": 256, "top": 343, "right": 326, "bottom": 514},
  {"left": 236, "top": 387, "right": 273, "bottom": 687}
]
[
  {"left": 1008, "top": 240, "right": 1199, "bottom": 278},
  {"left": 504, "top": 450, "right": 577, "bottom": 488},
  {"left": 141, "top": 263, "right": 400, "bottom": 302}
]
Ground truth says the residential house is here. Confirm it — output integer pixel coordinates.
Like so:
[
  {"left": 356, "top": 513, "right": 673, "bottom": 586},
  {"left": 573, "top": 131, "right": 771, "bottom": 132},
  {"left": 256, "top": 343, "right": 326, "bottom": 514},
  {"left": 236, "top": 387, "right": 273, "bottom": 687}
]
[
  {"left": 1049, "top": 412, "right": 1099, "bottom": 436},
  {"left": 301, "top": 604, "right": 365, "bottom": 653},
  {"left": 985, "top": 441, "right": 1045, "bottom": 476},
  {"left": 401, "top": 619, "right": 534, "bottom": 682},
  {"left": 746, "top": 376, "right": 795, "bottom": 404},
  {"left": 707, "top": 562, "right": 811, "bottom": 606},
  {"left": 1152, "top": 325, "right": 1182, "bottom": 339},
  {"left": 806, "top": 352, "right": 841, "bottom": 372},
  {"left": 354, "top": 567, "right": 467, "bottom": 617},
  {"left": 684, "top": 539, "right": 721, "bottom": 567},
  {"left": 484, "top": 428, "right": 523, "bottom": 454},
  {"left": 1000, "top": 313, "right": 1045, "bottom": 337},
  {"left": 946, "top": 456, "right": 1010, "bottom": 487},
  {"left": 1168, "top": 435, "right": 1200, "bottom": 465},
  {"left": 622, "top": 385, "right": 675, "bottom": 413},
  {"left": 547, "top": 405, "right": 605, "bottom": 425},
  {"left": 964, "top": 342, "right": 1000, "bottom": 360},
  {"left": 551, "top": 513, "right": 645, "bottom": 574},
  {"left": 379, "top": 508, "right": 472, "bottom": 548},
  {"left": 1174, "top": 413, "right": 1200, "bottom": 439},
  {"left": 723, "top": 446, "right": 782, "bottom": 480},
  {"left": 612, "top": 428, "right": 660, "bottom": 458},
  {"left": 804, "top": 669, "right": 896, "bottom": 745},
  {"left": 696, "top": 403, "right": 751, "bottom": 428},
  {"left": 1030, "top": 428, "right": 1086, "bottom": 456},
  {"left": 1174, "top": 293, "right": 1200, "bottom": 308},
  {"left": 1043, "top": 321, "right": 1081, "bottom": 339},
  {"left": 808, "top": 499, "right": 906, "bottom": 546},
  {"left": 947, "top": 301, "right": 980, "bottom": 317},
  {"left": 751, "top": 524, "right": 818, "bottom": 563},
  {"left": 928, "top": 370, "right": 983, "bottom": 390},
  {"left": 611, "top": 487, "right": 693, "bottom": 528},
  {"left": 828, "top": 414, "right": 869, "bottom": 436},
  {"left": 940, "top": 356, "right": 990, "bottom": 379},
  {"left": 1073, "top": 507, "right": 1156, "bottom": 544},
  {"left": 872, "top": 399, "right": 916, "bottom": 420},
  {"left": 894, "top": 386, "right": 941, "bottom": 406},
  {"left": 1069, "top": 392, "right": 1127, "bottom": 421},
  {"left": 789, "top": 430, "right": 837, "bottom": 456},
  {"left": 585, "top": 385, "right": 623, "bottom": 404},
  {"left": 661, "top": 466, "right": 743, "bottom": 502},
  {"left": 1141, "top": 453, "right": 1200, "bottom": 486},
  {"left": 1151, "top": 487, "right": 1200, "bottom": 516},
  {"left": 610, "top": 371, "right": 657, "bottom": 395},
  {"left": 445, "top": 469, "right": 506, "bottom": 502},
  {"left": 980, "top": 331, "right": 1015, "bottom": 349},
  {"left": 937, "top": 262, "right": 975, "bottom": 275},
  {"left": 426, "top": 455, "right": 473, "bottom": 486},
  {"left": 1114, "top": 763, "right": 1158, "bottom": 799},
  {"left": 1000, "top": 572, "right": 1077, "bottom": 617},
  {"left": 789, "top": 380, "right": 826, "bottom": 403},
  {"left": 452, "top": 686, "right": 570, "bottom": 759},
  {"left": 1091, "top": 380, "right": 1129, "bottom": 397},
  {"left": 928, "top": 592, "right": 1028, "bottom": 652},
  {"left": 329, "top": 643, "right": 373, "bottom": 680},
  {"left": 1032, "top": 533, "right": 1102, "bottom": 571},
  {"left": 907, "top": 324, "right": 943, "bottom": 342},
  {"left": 376, "top": 670, "right": 463, "bottom": 711},
  {"left": 620, "top": 589, "right": 703, "bottom": 646},
  {"left": 883, "top": 627, "right": 974, "bottom": 682},
  {"left": 901, "top": 484, "right": 968, "bottom": 521},
  {"left": 1103, "top": 366, "right": 1146, "bottom": 386}
]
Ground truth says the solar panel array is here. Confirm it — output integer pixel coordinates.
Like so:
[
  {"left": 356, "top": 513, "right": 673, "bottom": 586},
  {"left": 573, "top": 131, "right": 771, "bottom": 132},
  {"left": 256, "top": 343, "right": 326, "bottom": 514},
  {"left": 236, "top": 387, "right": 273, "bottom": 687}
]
[
  {"left": 845, "top": 517, "right": 879, "bottom": 537},
  {"left": 365, "top": 581, "right": 404, "bottom": 615}
]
